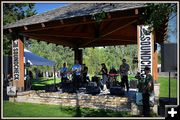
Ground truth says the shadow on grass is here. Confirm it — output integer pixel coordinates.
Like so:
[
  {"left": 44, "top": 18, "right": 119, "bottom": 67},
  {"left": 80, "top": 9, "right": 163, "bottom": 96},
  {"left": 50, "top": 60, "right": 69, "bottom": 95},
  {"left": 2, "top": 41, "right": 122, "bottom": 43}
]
[
  {"left": 58, "top": 105, "right": 129, "bottom": 117},
  {"left": 32, "top": 78, "right": 54, "bottom": 84},
  {"left": 81, "top": 108, "right": 129, "bottom": 117}
]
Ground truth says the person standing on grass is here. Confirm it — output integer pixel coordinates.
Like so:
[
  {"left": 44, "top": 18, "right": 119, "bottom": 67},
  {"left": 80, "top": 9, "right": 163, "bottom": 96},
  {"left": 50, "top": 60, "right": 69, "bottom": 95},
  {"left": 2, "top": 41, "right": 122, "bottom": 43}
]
[
  {"left": 60, "top": 63, "right": 68, "bottom": 83},
  {"left": 142, "top": 66, "right": 154, "bottom": 117},
  {"left": 119, "top": 59, "right": 130, "bottom": 92}
]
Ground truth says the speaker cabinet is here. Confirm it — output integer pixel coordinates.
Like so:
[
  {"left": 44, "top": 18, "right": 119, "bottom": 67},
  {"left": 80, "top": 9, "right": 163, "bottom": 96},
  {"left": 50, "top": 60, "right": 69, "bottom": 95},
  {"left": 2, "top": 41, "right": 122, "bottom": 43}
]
[{"left": 161, "top": 43, "right": 177, "bottom": 72}]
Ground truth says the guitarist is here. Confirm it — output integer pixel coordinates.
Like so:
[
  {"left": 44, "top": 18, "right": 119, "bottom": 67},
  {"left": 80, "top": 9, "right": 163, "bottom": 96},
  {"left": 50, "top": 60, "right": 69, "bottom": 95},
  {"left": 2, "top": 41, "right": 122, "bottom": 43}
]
[
  {"left": 142, "top": 66, "right": 154, "bottom": 117},
  {"left": 72, "top": 60, "right": 81, "bottom": 89},
  {"left": 60, "top": 63, "right": 68, "bottom": 83}
]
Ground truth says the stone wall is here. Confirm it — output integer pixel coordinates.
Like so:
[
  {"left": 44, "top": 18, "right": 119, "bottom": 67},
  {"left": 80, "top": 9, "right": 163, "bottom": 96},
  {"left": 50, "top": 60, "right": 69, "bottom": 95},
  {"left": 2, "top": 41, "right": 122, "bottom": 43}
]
[{"left": 9, "top": 90, "right": 131, "bottom": 112}]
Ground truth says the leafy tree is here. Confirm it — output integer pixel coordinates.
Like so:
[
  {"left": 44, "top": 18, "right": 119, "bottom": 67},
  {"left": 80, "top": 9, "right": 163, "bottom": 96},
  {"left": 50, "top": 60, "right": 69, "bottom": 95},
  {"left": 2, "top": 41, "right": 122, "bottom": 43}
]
[
  {"left": 27, "top": 39, "right": 74, "bottom": 72},
  {"left": 3, "top": 3, "right": 37, "bottom": 55},
  {"left": 141, "top": 3, "right": 177, "bottom": 31}
]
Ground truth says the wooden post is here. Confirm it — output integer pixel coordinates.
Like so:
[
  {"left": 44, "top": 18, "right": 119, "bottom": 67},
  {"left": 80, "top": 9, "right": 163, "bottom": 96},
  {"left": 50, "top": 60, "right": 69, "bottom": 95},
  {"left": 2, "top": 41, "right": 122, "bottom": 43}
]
[
  {"left": 74, "top": 48, "right": 82, "bottom": 64},
  {"left": 153, "top": 43, "right": 158, "bottom": 81},
  {"left": 12, "top": 34, "right": 24, "bottom": 91}
]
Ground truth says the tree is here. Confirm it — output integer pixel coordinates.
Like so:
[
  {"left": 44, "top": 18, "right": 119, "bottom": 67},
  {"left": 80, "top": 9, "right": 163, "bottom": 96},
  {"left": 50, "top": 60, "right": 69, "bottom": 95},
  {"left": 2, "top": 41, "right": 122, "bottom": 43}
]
[
  {"left": 141, "top": 3, "right": 177, "bottom": 31},
  {"left": 3, "top": 3, "right": 37, "bottom": 55},
  {"left": 27, "top": 39, "right": 74, "bottom": 71}
]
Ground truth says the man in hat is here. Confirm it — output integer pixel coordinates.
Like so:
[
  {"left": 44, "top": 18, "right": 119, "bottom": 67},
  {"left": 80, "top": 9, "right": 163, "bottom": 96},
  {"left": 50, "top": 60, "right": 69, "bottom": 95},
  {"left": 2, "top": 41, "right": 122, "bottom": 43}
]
[
  {"left": 142, "top": 66, "right": 154, "bottom": 116},
  {"left": 119, "top": 59, "right": 130, "bottom": 92}
]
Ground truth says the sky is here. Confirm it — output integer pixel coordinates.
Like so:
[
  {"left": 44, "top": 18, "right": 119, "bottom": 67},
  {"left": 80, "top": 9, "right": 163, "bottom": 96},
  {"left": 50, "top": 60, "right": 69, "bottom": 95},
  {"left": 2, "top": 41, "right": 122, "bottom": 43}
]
[
  {"left": 34, "top": 3, "right": 177, "bottom": 44},
  {"left": 35, "top": 3, "right": 68, "bottom": 14}
]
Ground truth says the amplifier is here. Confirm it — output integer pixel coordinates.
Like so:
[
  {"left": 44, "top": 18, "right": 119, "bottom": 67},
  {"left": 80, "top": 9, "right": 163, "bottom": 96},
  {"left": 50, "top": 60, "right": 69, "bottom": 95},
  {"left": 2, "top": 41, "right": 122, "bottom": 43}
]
[
  {"left": 86, "top": 86, "right": 100, "bottom": 95},
  {"left": 110, "top": 86, "right": 125, "bottom": 96}
]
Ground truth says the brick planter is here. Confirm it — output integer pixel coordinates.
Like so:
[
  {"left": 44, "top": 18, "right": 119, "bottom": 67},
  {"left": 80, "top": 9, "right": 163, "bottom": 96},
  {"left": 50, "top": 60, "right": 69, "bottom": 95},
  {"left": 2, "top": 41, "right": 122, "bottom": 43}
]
[{"left": 9, "top": 90, "right": 131, "bottom": 112}]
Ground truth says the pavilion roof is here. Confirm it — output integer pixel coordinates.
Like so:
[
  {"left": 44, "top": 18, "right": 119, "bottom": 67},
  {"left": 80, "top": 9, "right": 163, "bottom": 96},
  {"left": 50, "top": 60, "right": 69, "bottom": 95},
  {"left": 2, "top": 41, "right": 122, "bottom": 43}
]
[
  {"left": 3, "top": 3, "right": 167, "bottom": 48},
  {"left": 4, "top": 3, "right": 146, "bottom": 29}
]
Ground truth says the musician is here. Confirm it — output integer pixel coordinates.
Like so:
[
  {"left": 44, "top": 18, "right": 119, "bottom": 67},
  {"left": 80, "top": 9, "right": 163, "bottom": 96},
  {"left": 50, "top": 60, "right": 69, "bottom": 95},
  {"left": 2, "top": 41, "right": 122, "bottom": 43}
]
[
  {"left": 109, "top": 66, "right": 117, "bottom": 74},
  {"left": 142, "top": 66, "right": 154, "bottom": 117},
  {"left": 100, "top": 63, "right": 108, "bottom": 90},
  {"left": 119, "top": 59, "right": 130, "bottom": 92},
  {"left": 60, "top": 63, "right": 68, "bottom": 83},
  {"left": 109, "top": 66, "right": 118, "bottom": 87},
  {"left": 72, "top": 60, "right": 81, "bottom": 89},
  {"left": 81, "top": 64, "right": 88, "bottom": 85}
]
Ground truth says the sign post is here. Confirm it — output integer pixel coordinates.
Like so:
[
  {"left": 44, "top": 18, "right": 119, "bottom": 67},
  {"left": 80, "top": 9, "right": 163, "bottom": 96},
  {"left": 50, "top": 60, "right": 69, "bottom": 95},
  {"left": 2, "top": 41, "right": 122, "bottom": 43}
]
[
  {"left": 12, "top": 39, "right": 24, "bottom": 91},
  {"left": 137, "top": 25, "right": 154, "bottom": 75}
]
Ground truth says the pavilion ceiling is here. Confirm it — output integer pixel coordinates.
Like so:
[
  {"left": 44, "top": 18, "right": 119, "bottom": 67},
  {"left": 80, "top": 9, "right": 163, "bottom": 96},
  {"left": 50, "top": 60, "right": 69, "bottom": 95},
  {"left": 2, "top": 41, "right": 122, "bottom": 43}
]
[{"left": 3, "top": 3, "right": 167, "bottom": 48}]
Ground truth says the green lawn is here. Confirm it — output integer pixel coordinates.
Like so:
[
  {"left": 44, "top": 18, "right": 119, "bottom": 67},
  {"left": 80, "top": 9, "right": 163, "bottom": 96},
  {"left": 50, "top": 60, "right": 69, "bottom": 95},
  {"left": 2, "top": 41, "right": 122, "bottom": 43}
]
[
  {"left": 32, "top": 77, "right": 61, "bottom": 85},
  {"left": 31, "top": 77, "right": 61, "bottom": 90},
  {"left": 3, "top": 101, "right": 130, "bottom": 117},
  {"left": 158, "top": 76, "right": 177, "bottom": 98}
]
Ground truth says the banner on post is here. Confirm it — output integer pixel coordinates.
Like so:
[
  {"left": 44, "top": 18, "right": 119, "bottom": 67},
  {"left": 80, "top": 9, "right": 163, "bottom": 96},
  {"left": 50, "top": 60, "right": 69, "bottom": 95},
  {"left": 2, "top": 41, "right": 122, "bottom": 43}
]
[
  {"left": 137, "top": 25, "right": 154, "bottom": 75},
  {"left": 12, "top": 40, "right": 20, "bottom": 80}
]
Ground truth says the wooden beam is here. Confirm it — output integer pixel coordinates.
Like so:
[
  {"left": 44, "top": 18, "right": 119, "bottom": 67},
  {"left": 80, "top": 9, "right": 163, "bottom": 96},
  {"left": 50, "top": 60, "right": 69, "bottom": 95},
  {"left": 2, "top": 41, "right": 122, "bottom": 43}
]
[
  {"left": 24, "top": 34, "right": 75, "bottom": 47},
  {"left": 102, "top": 19, "right": 137, "bottom": 37},
  {"left": 8, "top": 28, "right": 12, "bottom": 33},
  {"left": 41, "top": 23, "right": 45, "bottom": 27},
  {"left": 24, "top": 26, "right": 28, "bottom": 30},
  {"left": 83, "top": 17, "right": 86, "bottom": 22},
  {"left": 60, "top": 19, "right": 64, "bottom": 24},
  {"left": 83, "top": 41, "right": 136, "bottom": 48},
  {"left": 107, "top": 13, "right": 111, "bottom": 19},
  {"left": 102, "top": 38, "right": 136, "bottom": 42},
  {"left": 99, "top": 21, "right": 113, "bottom": 33},
  {"left": 81, "top": 19, "right": 137, "bottom": 47},
  {"left": 135, "top": 9, "right": 138, "bottom": 15},
  {"left": 101, "top": 18, "right": 137, "bottom": 36},
  {"left": 80, "top": 38, "right": 137, "bottom": 47},
  {"left": 25, "top": 33, "right": 91, "bottom": 39},
  {"left": 22, "top": 14, "right": 138, "bottom": 33}
]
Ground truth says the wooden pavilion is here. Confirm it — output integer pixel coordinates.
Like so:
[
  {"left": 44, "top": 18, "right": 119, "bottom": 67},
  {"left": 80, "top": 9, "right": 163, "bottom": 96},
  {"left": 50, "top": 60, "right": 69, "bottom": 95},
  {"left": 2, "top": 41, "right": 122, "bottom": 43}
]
[{"left": 3, "top": 3, "right": 167, "bottom": 91}]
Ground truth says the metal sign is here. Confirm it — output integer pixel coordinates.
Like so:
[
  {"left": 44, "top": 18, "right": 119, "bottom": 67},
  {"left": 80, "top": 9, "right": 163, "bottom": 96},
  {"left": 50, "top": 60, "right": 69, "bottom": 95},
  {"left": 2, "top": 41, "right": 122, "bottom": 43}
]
[
  {"left": 12, "top": 40, "right": 20, "bottom": 80},
  {"left": 137, "top": 25, "right": 154, "bottom": 75},
  {"left": 7, "top": 86, "right": 16, "bottom": 96}
]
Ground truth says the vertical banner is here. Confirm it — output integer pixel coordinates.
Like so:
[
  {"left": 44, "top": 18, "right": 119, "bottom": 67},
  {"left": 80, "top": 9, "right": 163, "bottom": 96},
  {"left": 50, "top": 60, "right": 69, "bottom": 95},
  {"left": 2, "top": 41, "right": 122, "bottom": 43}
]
[
  {"left": 12, "top": 39, "right": 24, "bottom": 91},
  {"left": 12, "top": 40, "right": 20, "bottom": 80},
  {"left": 137, "top": 25, "right": 154, "bottom": 75}
]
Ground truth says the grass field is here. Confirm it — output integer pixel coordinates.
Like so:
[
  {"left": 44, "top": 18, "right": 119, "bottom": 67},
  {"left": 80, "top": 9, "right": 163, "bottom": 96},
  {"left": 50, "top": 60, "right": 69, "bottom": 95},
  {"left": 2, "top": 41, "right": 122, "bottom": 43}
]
[
  {"left": 3, "top": 101, "right": 130, "bottom": 117},
  {"left": 158, "top": 76, "right": 177, "bottom": 98}
]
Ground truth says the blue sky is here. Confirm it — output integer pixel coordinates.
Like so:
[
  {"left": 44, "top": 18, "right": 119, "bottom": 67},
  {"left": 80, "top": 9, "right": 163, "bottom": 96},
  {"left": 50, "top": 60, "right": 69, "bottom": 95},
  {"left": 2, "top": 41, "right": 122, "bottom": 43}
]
[
  {"left": 35, "top": 3, "right": 68, "bottom": 14},
  {"left": 34, "top": 3, "right": 177, "bottom": 43}
]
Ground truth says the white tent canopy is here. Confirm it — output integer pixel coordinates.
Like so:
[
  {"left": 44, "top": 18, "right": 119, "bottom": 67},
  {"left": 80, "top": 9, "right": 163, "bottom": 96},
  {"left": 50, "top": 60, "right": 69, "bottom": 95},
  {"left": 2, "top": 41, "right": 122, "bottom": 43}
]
[{"left": 24, "top": 49, "right": 55, "bottom": 66}]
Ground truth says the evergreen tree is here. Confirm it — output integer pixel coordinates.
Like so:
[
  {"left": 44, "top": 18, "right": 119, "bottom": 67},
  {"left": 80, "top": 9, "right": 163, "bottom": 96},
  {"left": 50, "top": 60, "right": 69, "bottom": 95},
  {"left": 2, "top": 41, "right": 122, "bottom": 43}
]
[{"left": 3, "top": 3, "right": 37, "bottom": 55}]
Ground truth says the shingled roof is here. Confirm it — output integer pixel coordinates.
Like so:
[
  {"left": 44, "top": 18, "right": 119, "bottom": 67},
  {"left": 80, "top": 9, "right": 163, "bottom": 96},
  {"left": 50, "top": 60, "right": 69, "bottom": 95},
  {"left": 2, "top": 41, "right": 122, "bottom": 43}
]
[{"left": 3, "top": 3, "right": 146, "bottom": 29}]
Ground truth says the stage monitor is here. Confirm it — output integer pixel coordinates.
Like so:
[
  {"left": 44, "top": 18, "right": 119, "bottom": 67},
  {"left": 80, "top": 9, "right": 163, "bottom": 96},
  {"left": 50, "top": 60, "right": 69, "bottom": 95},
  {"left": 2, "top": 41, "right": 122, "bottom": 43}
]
[{"left": 161, "top": 43, "right": 177, "bottom": 72}]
